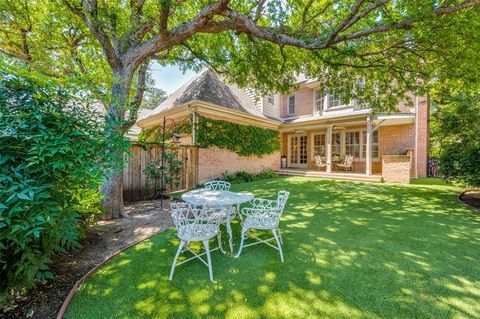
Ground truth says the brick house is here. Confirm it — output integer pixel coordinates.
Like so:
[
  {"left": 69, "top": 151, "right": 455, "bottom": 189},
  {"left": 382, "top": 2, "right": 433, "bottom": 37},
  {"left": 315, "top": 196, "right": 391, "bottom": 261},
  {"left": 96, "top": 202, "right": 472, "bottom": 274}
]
[{"left": 137, "top": 71, "right": 429, "bottom": 184}]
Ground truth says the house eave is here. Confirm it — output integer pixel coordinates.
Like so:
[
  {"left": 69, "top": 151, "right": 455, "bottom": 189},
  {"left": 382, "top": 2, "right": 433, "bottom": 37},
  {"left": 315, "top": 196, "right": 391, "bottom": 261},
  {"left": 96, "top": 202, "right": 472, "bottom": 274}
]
[{"left": 137, "top": 100, "right": 281, "bottom": 130}]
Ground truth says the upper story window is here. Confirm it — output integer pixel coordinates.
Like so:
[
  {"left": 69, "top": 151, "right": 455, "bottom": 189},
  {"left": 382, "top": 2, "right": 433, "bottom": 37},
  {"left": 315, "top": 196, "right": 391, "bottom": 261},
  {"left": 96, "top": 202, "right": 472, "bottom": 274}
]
[
  {"left": 356, "top": 77, "right": 366, "bottom": 89},
  {"left": 314, "top": 89, "right": 324, "bottom": 113},
  {"left": 267, "top": 95, "right": 274, "bottom": 104},
  {"left": 288, "top": 95, "right": 295, "bottom": 115},
  {"left": 328, "top": 92, "right": 343, "bottom": 108}
]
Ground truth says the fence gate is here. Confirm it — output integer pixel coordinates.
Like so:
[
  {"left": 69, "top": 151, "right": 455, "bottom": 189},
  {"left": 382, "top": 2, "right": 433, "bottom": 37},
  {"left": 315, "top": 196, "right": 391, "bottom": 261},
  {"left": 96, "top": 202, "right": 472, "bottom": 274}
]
[{"left": 123, "top": 144, "right": 198, "bottom": 202}]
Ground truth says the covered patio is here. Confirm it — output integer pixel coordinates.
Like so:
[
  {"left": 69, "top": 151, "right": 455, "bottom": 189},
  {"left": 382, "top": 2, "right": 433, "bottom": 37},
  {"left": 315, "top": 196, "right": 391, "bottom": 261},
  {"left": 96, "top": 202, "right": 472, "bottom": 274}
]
[{"left": 280, "top": 112, "right": 417, "bottom": 180}]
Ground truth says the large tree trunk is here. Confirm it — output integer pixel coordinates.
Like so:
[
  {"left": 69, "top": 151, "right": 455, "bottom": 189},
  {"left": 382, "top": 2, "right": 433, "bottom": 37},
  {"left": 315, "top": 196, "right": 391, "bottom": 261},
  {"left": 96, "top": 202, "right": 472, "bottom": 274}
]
[
  {"left": 101, "top": 169, "right": 127, "bottom": 219},
  {"left": 100, "top": 70, "right": 133, "bottom": 219}
]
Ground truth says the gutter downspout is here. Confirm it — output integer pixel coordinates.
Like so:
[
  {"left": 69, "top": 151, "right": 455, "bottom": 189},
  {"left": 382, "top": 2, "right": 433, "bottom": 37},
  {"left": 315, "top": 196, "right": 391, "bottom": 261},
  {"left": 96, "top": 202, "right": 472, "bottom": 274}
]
[{"left": 414, "top": 96, "right": 419, "bottom": 178}]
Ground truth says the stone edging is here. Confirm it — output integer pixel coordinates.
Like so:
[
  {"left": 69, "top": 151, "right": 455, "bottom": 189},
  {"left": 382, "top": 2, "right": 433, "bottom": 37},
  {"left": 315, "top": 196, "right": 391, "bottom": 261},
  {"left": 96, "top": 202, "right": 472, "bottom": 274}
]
[
  {"left": 56, "top": 229, "right": 166, "bottom": 319},
  {"left": 457, "top": 188, "right": 480, "bottom": 211}
]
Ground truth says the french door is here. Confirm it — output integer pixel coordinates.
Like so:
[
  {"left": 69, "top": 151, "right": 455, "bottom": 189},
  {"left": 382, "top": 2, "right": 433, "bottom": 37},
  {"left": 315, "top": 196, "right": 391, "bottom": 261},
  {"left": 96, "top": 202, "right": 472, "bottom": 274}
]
[{"left": 288, "top": 135, "right": 308, "bottom": 167}]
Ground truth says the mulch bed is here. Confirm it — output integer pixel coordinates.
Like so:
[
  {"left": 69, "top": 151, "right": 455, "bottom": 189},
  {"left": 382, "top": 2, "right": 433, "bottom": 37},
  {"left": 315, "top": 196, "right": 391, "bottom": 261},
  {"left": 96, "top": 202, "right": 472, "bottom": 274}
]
[
  {"left": 459, "top": 190, "right": 480, "bottom": 210},
  {"left": 1, "top": 200, "right": 173, "bottom": 319}
]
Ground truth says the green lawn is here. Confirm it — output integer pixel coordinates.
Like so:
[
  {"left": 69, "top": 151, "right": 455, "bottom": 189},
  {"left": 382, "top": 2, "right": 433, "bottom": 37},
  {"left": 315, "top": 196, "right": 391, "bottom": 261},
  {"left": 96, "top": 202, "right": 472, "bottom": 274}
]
[{"left": 66, "top": 177, "right": 480, "bottom": 319}]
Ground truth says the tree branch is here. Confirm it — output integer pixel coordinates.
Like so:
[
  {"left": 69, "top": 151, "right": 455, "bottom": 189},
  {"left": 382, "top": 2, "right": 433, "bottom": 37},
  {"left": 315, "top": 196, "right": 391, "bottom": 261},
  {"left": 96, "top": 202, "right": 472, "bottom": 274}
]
[
  {"left": 62, "top": 0, "right": 122, "bottom": 70},
  {"left": 123, "top": 60, "right": 149, "bottom": 131},
  {"left": 332, "top": 0, "right": 480, "bottom": 44},
  {"left": 123, "top": 0, "right": 231, "bottom": 71},
  {"left": 221, "top": 0, "right": 479, "bottom": 49},
  {"left": 254, "top": 0, "right": 267, "bottom": 23}
]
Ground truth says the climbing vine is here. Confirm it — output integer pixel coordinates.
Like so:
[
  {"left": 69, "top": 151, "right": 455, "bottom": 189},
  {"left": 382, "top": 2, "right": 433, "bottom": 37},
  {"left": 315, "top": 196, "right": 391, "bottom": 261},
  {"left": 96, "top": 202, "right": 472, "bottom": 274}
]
[{"left": 138, "top": 115, "right": 280, "bottom": 157}]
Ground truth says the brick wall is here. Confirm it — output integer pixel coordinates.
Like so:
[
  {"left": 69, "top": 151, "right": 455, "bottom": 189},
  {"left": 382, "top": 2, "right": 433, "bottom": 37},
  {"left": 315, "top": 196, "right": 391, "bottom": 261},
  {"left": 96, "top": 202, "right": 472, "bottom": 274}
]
[
  {"left": 382, "top": 155, "right": 412, "bottom": 183},
  {"left": 197, "top": 146, "right": 280, "bottom": 183},
  {"left": 378, "top": 123, "right": 415, "bottom": 175},
  {"left": 280, "top": 85, "right": 313, "bottom": 117}
]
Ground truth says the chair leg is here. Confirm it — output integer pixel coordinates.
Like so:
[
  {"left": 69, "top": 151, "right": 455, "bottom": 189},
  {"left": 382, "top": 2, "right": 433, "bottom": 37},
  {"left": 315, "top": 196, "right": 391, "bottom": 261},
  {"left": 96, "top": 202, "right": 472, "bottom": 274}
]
[
  {"left": 169, "top": 240, "right": 186, "bottom": 280},
  {"left": 202, "top": 240, "right": 213, "bottom": 282},
  {"left": 277, "top": 228, "right": 283, "bottom": 245},
  {"left": 217, "top": 229, "right": 225, "bottom": 254},
  {"left": 272, "top": 229, "right": 284, "bottom": 263},
  {"left": 235, "top": 227, "right": 248, "bottom": 258},
  {"left": 183, "top": 241, "right": 190, "bottom": 252}
]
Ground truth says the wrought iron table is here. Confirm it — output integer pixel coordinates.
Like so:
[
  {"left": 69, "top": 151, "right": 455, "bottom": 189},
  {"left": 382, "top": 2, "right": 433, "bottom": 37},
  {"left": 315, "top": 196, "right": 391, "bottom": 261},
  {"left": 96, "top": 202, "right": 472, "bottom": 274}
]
[{"left": 182, "top": 189, "right": 254, "bottom": 255}]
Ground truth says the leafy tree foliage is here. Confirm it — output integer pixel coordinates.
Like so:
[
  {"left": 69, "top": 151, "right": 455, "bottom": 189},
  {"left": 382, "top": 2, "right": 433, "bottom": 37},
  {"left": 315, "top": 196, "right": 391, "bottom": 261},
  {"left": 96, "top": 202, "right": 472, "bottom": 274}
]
[
  {"left": 141, "top": 74, "right": 167, "bottom": 109},
  {"left": 431, "top": 84, "right": 480, "bottom": 187},
  {"left": 1, "top": 0, "right": 479, "bottom": 217},
  {"left": 0, "top": 65, "right": 122, "bottom": 301}
]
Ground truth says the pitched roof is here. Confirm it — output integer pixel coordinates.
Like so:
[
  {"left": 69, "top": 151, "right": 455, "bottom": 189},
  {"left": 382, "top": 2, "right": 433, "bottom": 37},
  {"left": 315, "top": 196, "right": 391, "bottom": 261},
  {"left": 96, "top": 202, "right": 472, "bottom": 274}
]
[{"left": 140, "top": 71, "right": 266, "bottom": 120}]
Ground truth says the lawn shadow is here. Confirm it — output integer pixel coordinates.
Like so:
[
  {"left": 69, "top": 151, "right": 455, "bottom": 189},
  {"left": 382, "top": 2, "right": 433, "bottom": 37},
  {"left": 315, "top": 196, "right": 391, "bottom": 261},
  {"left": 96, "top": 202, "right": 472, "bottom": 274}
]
[{"left": 66, "top": 177, "right": 480, "bottom": 319}]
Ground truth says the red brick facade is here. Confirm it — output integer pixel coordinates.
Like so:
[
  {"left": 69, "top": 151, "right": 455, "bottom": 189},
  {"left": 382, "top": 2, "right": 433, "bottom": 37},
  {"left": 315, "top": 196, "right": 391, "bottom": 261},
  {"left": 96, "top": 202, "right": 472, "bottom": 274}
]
[
  {"left": 280, "top": 86, "right": 313, "bottom": 117},
  {"left": 382, "top": 155, "right": 412, "bottom": 183},
  {"left": 197, "top": 146, "right": 280, "bottom": 183}
]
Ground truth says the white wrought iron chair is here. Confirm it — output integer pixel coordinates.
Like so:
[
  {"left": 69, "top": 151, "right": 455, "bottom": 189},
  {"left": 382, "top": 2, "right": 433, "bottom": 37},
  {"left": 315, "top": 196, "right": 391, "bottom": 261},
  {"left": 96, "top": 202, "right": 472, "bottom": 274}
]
[
  {"left": 204, "top": 179, "right": 236, "bottom": 254},
  {"left": 169, "top": 203, "right": 223, "bottom": 281},
  {"left": 235, "top": 190, "right": 290, "bottom": 262},
  {"left": 204, "top": 180, "right": 231, "bottom": 191}
]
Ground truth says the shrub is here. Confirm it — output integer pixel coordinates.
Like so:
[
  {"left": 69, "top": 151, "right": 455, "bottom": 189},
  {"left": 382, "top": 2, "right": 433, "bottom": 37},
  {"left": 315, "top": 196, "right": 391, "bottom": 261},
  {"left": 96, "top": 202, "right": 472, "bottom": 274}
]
[
  {"left": 439, "top": 141, "right": 480, "bottom": 187},
  {"left": 431, "top": 87, "right": 480, "bottom": 187},
  {"left": 220, "top": 169, "right": 277, "bottom": 184},
  {"left": 143, "top": 149, "right": 183, "bottom": 198},
  {"left": 0, "top": 68, "right": 117, "bottom": 304}
]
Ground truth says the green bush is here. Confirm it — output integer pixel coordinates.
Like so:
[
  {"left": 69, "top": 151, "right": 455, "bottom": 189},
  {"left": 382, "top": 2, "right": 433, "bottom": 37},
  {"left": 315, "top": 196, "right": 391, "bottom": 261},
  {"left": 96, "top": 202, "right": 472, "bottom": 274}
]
[
  {"left": 431, "top": 88, "right": 480, "bottom": 187},
  {"left": 439, "top": 141, "right": 480, "bottom": 187},
  {"left": 220, "top": 169, "right": 277, "bottom": 184},
  {"left": 0, "top": 68, "right": 117, "bottom": 304}
]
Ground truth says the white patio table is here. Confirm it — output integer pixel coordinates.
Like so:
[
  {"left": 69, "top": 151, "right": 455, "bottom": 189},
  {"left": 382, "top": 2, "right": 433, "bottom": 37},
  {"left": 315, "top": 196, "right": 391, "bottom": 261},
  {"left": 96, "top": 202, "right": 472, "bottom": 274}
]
[{"left": 181, "top": 189, "right": 254, "bottom": 255}]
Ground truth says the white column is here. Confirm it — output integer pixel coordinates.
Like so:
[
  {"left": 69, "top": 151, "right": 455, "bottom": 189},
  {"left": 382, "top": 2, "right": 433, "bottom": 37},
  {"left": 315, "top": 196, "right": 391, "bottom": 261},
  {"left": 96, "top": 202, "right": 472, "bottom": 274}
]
[
  {"left": 326, "top": 125, "right": 333, "bottom": 173},
  {"left": 366, "top": 118, "right": 372, "bottom": 176}
]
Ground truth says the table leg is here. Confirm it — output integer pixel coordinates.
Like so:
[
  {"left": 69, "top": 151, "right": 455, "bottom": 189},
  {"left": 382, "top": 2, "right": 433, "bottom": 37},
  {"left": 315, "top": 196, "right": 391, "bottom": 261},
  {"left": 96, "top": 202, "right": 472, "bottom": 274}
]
[{"left": 226, "top": 216, "right": 234, "bottom": 256}]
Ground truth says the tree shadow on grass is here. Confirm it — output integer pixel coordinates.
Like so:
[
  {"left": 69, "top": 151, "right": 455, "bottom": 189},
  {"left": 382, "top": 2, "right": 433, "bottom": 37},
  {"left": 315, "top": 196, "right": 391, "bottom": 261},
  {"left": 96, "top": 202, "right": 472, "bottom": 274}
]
[{"left": 66, "top": 177, "right": 480, "bottom": 319}]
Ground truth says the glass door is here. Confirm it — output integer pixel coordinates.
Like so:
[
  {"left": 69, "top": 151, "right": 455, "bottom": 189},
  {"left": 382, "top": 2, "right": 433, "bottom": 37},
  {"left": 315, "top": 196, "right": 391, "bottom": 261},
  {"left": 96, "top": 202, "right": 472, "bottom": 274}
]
[{"left": 288, "top": 135, "right": 308, "bottom": 167}]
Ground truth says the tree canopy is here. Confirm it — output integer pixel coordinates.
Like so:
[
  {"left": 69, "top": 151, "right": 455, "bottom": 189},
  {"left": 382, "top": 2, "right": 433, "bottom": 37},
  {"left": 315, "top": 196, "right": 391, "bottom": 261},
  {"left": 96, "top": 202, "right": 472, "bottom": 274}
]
[{"left": 2, "top": 0, "right": 479, "bottom": 109}]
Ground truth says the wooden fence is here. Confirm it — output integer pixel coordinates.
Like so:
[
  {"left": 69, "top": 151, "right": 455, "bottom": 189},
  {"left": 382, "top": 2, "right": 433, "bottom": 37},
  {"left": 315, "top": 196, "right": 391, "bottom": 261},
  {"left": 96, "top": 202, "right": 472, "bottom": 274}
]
[{"left": 123, "top": 144, "right": 198, "bottom": 202}]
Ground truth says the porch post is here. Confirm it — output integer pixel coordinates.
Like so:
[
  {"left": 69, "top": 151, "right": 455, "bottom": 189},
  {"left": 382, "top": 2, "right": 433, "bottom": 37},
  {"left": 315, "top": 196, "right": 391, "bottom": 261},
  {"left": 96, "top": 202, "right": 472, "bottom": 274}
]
[
  {"left": 326, "top": 124, "right": 333, "bottom": 173},
  {"left": 366, "top": 116, "right": 372, "bottom": 176}
]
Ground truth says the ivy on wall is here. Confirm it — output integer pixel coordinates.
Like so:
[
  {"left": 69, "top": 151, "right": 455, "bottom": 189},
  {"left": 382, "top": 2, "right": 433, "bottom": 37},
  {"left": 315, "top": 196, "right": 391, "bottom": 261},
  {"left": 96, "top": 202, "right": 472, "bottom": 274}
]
[{"left": 138, "top": 115, "right": 280, "bottom": 157}]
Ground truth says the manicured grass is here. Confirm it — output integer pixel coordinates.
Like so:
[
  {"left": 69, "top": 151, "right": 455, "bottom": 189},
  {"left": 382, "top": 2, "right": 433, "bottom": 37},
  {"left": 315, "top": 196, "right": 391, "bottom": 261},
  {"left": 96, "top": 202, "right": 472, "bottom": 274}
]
[
  {"left": 410, "top": 177, "right": 451, "bottom": 186},
  {"left": 66, "top": 177, "right": 480, "bottom": 319}
]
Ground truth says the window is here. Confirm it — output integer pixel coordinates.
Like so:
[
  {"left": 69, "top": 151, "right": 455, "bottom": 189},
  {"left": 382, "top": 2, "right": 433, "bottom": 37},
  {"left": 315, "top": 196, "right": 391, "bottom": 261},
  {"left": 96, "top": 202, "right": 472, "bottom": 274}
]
[
  {"left": 288, "top": 96, "right": 295, "bottom": 115},
  {"left": 267, "top": 95, "right": 274, "bottom": 104},
  {"left": 313, "top": 134, "right": 326, "bottom": 157},
  {"left": 362, "top": 130, "right": 379, "bottom": 159},
  {"left": 314, "top": 89, "right": 324, "bottom": 113},
  {"left": 356, "top": 77, "right": 365, "bottom": 89},
  {"left": 332, "top": 132, "right": 342, "bottom": 156},
  {"left": 345, "top": 131, "right": 360, "bottom": 158},
  {"left": 328, "top": 92, "right": 343, "bottom": 108},
  {"left": 290, "top": 137, "right": 298, "bottom": 164},
  {"left": 299, "top": 136, "right": 307, "bottom": 164}
]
